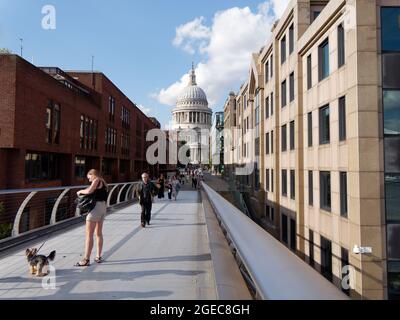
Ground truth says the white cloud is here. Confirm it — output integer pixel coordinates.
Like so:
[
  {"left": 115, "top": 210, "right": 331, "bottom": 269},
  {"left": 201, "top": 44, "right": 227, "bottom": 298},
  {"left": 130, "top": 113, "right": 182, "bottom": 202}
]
[
  {"left": 138, "top": 104, "right": 151, "bottom": 115},
  {"left": 271, "top": 0, "right": 290, "bottom": 19},
  {"left": 173, "top": 17, "right": 211, "bottom": 54},
  {"left": 153, "top": 0, "right": 290, "bottom": 108}
]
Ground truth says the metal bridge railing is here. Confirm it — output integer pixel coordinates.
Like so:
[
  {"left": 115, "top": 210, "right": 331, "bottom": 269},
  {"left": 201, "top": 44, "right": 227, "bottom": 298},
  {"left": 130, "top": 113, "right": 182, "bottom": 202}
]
[
  {"left": 202, "top": 182, "right": 349, "bottom": 300},
  {"left": 0, "top": 182, "right": 140, "bottom": 241}
]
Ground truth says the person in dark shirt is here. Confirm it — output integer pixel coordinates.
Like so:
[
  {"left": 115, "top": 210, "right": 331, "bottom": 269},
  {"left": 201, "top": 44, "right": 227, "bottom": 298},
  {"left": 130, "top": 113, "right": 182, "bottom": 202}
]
[
  {"left": 135, "top": 173, "right": 160, "bottom": 228},
  {"left": 157, "top": 174, "right": 165, "bottom": 199},
  {"left": 75, "top": 169, "right": 108, "bottom": 267}
]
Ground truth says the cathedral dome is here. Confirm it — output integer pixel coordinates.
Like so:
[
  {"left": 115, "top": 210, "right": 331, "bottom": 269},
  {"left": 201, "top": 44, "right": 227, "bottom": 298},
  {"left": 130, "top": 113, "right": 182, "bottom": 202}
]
[{"left": 176, "top": 66, "right": 208, "bottom": 108}]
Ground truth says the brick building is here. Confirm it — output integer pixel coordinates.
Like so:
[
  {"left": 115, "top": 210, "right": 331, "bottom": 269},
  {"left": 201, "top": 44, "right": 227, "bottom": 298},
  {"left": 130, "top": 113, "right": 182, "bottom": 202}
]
[{"left": 0, "top": 54, "right": 160, "bottom": 190}]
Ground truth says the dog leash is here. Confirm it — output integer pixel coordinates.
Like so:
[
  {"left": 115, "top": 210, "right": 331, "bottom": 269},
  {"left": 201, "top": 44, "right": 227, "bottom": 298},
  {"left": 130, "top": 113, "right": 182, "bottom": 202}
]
[
  {"left": 36, "top": 240, "right": 47, "bottom": 254},
  {"left": 28, "top": 239, "right": 48, "bottom": 263}
]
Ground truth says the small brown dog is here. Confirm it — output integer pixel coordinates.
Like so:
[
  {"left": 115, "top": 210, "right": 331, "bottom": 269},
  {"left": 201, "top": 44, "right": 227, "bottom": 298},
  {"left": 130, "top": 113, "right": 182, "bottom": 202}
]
[{"left": 25, "top": 248, "right": 56, "bottom": 277}]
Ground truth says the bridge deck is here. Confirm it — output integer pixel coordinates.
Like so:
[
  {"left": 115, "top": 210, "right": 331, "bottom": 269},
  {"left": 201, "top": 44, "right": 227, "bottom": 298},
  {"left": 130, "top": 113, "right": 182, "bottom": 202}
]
[{"left": 0, "top": 191, "right": 217, "bottom": 300}]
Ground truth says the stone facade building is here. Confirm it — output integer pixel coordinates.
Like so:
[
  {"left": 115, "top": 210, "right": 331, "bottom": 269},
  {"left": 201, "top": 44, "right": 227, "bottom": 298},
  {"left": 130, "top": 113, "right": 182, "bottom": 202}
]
[
  {"left": 224, "top": 0, "right": 400, "bottom": 300},
  {"left": 172, "top": 66, "right": 212, "bottom": 165}
]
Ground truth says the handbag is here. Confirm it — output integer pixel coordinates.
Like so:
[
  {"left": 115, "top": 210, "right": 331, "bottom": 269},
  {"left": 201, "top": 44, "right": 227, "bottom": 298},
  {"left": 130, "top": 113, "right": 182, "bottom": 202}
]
[{"left": 75, "top": 192, "right": 97, "bottom": 213}]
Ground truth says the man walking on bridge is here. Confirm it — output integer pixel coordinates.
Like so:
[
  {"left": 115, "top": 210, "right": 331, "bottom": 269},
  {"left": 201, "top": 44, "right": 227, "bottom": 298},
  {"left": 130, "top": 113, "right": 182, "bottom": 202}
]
[{"left": 135, "top": 173, "right": 160, "bottom": 228}]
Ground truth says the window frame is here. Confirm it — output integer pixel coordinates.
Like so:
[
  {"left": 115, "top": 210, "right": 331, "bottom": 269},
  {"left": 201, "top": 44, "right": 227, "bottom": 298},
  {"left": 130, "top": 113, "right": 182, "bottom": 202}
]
[
  {"left": 320, "top": 171, "right": 332, "bottom": 212},
  {"left": 318, "top": 38, "right": 330, "bottom": 81}
]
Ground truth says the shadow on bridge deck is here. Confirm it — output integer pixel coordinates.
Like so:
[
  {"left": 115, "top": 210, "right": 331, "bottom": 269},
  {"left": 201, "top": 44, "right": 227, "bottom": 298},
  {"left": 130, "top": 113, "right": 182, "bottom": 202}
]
[{"left": 0, "top": 191, "right": 217, "bottom": 300}]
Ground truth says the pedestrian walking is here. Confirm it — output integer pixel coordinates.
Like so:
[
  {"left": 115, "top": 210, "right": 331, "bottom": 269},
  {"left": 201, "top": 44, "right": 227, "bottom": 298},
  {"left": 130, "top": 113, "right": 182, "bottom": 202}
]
[
  {"left": 74, "top": 169, "right": 108, "bottom": 267},
  {"left": 192, "top": 174, "right": 197, "bottom": 189},
  {"left": 135, "top": 173, "right": 160, "bottom": 228},
  {"left": 157, "top": 174, "right": 165, "bottom": 199},
  {"left": 171, "top": 176, "right": 181, "bottom": 201}
]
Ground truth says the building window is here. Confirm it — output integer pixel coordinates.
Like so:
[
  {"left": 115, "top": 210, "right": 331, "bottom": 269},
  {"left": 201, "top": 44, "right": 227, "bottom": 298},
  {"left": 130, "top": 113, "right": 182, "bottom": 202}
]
[
  {"left": 309, "top": 171, "right": 314, "bottom": 206},
  {"left": 80, "top": 115, "right": 84, "bottom": 149},
  {"left": 282, "top": 124, "right": 287, "bottom": 152},
  {"left": 80, "top": 115, "right": 98, "bottom": 151},
  {"left": 53, "top": 103, "right": 60, "bottom": 144},
  {"left": 121, "top": 106, "right": 131, "bottom": 128},
  {"left": 265, "top": 132, "right": 270, "bottom": 155},
  {"left": 386, "top": 174, "right": 400, "bottom": 222},
  {"left": 383, "top": 91, "right": 400, "bottom": 174},
  {"left": 105, "top": 127, "right": 117, "bottom": 154},
  {"left": 290, "top": 170, "right": 295, "bottom": 200},
  {"left": 75, "top": 156, "right": 86, "bottom": 178},
  {"left": 244, "top": 95, "right": 247, "bottom": 110},
  {"left": 290, "top": 218, "right": 296, "bottom": 252},
  {"left": 338, "top": 23, "right": 345, "bottom": 67},
  {"left": 255, "top": 91, "right": 260, "bottom": 126},
  {"left": 383, "top": 54, "right": 400, "bottom": 88},
  {"left": 388, "top": 224, "right": 400, "bottom": 259},
  {"left": 282, "top": 214, "right": 288, "bottom": 244},
  {"left": 271, "top": 130, "right": 274, "bottom": 154},
  {"left": 281, "top": 80, "right": 287, "bottom": 108},
  {"left": 109, "top": 96, "right": 115, "bottom": 122},
  {"left": 339, "top": 96, "right": 346, "bottom": 141},
  {"left": 319, "top": 105, "right": 330, "bottom": 145},
  {"left": 255, "top": 137, "right": 260, "bottom": 156},
  {"left": 307, "top": 54, "right": 312, "bottom": 89},
  {"left": 309, "top": 230, "right": 314, "bottom": 266},
  {"left": 321, "top": 236, "right": 333, "bottom": 281},
  {"left": 271, "top": 92, "right": 274, "bottom": 115},
  {"left": 388, "top": 261, "right": 400, "bottom": 300},
  {"left": 265, "top": 61, "right": 269, "bottom": 84},
  {"left": 308, "top": 112, "right": 313, "bottom": 147},
  {"left": 121, "top": 132, "right": 131, "bottom": 156},
  {"left": 289, "top": 72, "right": 295, "bottom": 102},
  {"left": 282, "top": 169, "right": 288, "bottom": 197},
  {"left": 266, "top": 169, "right": 270, "bottom": 191},
  {"left": 340, "top": 172, "right": 348, "bottom": 218},
  {"left": 271, "top": 169, "right": 274, "bottom": 193},
  {"left": 319, "top": 38, "right": 330, "bottom": 81},
  {"left": 45, "top": 106, "right": 52, "bottom": 144},
  {"left": 270, "top": 55, "right": 273, "bottom": 77},
  {"left": 45, "top": 101, "right": 61, "bottom": 145},
  {"left": 102, "top": 158, "right": 113, "bottom": 176},
  {"left": 290, "top": 121, "right": 295, "bottom": 150},
  {"left": 25, "top": 152, "right": 60, "bottom": 182},
  {"left": 381, "top": 8, "right": 400, "bottom": 52},
  {"left": 320, "top": 171, "right": 331, "bottom": 211},
  {"left": 255, "top": 164, "right": 260, "bottom": 191},
  {"left": 289, "top": 24, "right": 294, "bottom": 54},
  {"left": 265, "top": 96, "right": 270, "bottom": 119},
  {"left": 281, "top": 35, "right": 286, "bottom": 64},
  {"left": 313, "top": 11, "right": 321, "bottom": 21}
]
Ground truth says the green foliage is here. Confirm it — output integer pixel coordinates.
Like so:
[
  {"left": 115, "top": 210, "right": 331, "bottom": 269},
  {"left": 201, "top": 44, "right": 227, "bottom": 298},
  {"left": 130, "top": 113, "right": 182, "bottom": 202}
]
[
  {"left": 0, "top": 223, "right": 12, "bottom": 240},
  {"left": 0, "top": 202, "right": 12, "bottom": 240}
]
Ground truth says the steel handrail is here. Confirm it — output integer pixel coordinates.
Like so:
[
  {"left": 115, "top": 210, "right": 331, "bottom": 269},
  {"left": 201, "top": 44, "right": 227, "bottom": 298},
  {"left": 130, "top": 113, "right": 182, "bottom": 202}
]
[
  {"left": 0, "top": 181, "right": 140, "bottom": 238},
  {"left": 202, "top": 182, "right": 349, "bottom": 300}
]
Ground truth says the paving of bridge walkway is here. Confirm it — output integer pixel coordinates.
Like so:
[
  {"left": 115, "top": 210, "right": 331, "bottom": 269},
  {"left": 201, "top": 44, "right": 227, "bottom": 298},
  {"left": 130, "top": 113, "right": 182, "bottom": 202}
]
[{"left": 0, "top": 190, "right": 217, "bottom": 300}]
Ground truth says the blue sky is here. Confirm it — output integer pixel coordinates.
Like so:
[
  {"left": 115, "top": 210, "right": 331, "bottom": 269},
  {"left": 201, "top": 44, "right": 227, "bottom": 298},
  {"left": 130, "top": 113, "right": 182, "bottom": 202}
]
[{"left": 0, "top": 0, "right": 286, "bottom": 127}]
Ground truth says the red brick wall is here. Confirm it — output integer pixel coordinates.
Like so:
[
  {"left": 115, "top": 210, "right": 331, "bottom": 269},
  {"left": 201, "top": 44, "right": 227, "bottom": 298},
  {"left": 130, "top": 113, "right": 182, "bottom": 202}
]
[
  {"left": 0, "top": 55, "right": 16, "bottom": 147},
  {"left": 0, "top": 55, "right": 160, "bottom": 189}
]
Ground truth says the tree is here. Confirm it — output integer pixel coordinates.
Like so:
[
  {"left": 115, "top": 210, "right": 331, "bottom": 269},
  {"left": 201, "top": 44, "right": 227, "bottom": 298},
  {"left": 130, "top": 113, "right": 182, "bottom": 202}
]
[{"left": 0, "top": 202, "right": 12, "bottom": 240}]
